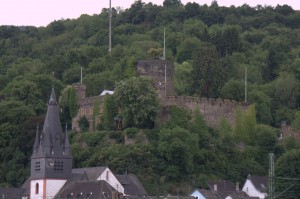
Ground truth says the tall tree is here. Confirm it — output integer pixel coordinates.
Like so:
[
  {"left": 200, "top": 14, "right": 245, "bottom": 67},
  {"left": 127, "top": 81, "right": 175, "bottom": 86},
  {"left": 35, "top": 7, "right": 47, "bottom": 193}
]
[
  {"left": 59, "top": 86, "right": 78, "bottom": 127},
  {"left": 114, "top": 77, "right": 160, "bottom": 128},
  {"left": 191, "top": 43, "right": 224, "bottom": 97},
  {"left": 101, "top": 95, "right": 118, "bottom": 130}
]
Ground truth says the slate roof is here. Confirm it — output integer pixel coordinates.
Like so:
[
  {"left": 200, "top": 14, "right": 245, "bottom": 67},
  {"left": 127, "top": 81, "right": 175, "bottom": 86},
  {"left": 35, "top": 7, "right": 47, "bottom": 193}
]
[
  {"left": 55, "top": 180, "right": 116, "bottom": 199},
  {"left": 247, "top": 176, "right": 268, "bottom": 193},
  {"left": 208, "top": 180, "right": 236, "bottom": 193},
  {"left": 191, "top": 188, "right": 218, "bottom": 199},
  {"left": 0, "top": 187, "right": 25, "bottom": 199},
  {"left": 227, "top": 191, "right": 260, "bottom": 199},
  {"left": 115, "top": 174, "right": 148, "bottom": 196},
  {"left": 192, "top": 188, "right": 260, "bottom": 199},
  {"left": 72, "top": 166, "right": 108, "bottom": 181}
]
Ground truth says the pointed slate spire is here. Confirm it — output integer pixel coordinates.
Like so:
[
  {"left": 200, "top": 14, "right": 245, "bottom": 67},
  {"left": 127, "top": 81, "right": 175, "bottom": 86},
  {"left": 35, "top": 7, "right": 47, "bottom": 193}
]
[
  {"left": 30, "top": 88, "right": 73, "bottom": 180},
  {"left": 42, "top": 88, "right": 63, "bottom": 154}
]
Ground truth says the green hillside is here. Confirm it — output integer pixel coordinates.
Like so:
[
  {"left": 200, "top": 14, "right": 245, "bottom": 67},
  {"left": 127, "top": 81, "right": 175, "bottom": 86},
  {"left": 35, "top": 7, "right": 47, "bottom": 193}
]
[{"left": 0, "top": 0, "right": 300, "bottom": 197}]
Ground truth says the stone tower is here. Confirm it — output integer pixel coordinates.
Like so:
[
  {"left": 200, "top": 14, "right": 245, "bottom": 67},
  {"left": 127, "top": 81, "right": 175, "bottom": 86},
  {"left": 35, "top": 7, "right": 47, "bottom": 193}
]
[
  {"left": 72, "top": 83, "right": 86, "bottom": 102},
  {"left": 30, "top": 88, "right": 72, "bottom": 199},
  {"left": 136, "top": 59, "right": 174, "bottom": 99}
]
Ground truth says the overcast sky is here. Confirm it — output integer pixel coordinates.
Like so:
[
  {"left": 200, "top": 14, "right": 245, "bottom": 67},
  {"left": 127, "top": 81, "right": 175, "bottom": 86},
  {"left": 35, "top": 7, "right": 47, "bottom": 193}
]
[{"left": 0, "top": 0, "right": 299, "bottom": 27}]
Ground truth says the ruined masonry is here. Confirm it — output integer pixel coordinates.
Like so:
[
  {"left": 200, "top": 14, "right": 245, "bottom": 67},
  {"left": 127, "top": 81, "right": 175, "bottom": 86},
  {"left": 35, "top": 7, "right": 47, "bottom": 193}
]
[{"left": 72, "top": 59, "right": 247, "bottom": 131}]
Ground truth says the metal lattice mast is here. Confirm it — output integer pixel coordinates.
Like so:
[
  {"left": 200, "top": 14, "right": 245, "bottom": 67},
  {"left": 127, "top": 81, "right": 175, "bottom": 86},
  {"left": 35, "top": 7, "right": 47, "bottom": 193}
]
[{"left": 269, "top": 153, "right": 275, "bottom": 199}]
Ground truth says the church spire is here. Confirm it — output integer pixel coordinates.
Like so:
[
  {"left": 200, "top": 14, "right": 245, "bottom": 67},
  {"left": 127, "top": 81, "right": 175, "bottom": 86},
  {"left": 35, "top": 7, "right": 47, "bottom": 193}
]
[{"left": 30, "top": 88, "right": 73, "bottom": 180}]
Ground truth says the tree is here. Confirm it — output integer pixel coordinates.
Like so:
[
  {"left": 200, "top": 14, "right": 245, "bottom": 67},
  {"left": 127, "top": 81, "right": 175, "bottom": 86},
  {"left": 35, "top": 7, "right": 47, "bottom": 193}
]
[
  {"left": 4, "top": 79, "right": 43, "bottom": 113},
  {"left": 174, "top": 61, "right": 192, "bottom": 95},
  {"left": 78, "top": 116, "right": 90, "bottom": 132},
  {"left": 101, "top": 95, "right": 118, "bottom": 130},
  {"left": 273, "top": 73, "right": 299, "bottom": 109},
  {"left": 158, "top": 126, "right": 199, "bottom": 177},
  {"left": 163, "top": 0, "right": 182, "bottom": 7},
  {"left": 0, "top": 100, "right": 35, "bottom": 125},
  {"left": 291, "top": 111, "right": 300, "bottom": 131},
  {"left": 220, "top": 79, "right": 244, "bottom": 101},
  {"left": 275, "top": 149, "right": 300, "bottom": 199},
  {"left": 234, "top": 105, "right": 257, "bottom": 144},
  {"left": 59, "top": 86, "right": 78, "bottom": 127},
  {"left": 191, "top": 43, "right": 225, "bottom": 97},
  {"left": 114, "top": 77, "right": 160, "bottom": 128}
]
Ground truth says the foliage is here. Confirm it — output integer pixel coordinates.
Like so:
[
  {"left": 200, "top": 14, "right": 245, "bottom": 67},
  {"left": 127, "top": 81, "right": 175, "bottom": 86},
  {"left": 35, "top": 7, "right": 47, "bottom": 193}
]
[
  {"left": 234, "top": 105, "right": 257, "bottom": 144},
  {"left": 78, "top": 116, "right": 90, "bottom": 132},
  {"left": 101, "top": 95, "right": 118, "bottom": 130},
  {"left": 0, "top": 1, "right": 300, "bottom": 192},
  {"left": 59, "top": 86, "right": 78, "bottom": 127},
  {"left": 114, "top": 77, "right": 160, "bottom": 128},
  {"left": 191, "top": 43, "right": 224, "bottom": 97},
  {"left": 158, "top": 126, "right": 199, "bottom": 176},
  {"left": 275, "top": 149, "right": 300, "bottom": 199}
]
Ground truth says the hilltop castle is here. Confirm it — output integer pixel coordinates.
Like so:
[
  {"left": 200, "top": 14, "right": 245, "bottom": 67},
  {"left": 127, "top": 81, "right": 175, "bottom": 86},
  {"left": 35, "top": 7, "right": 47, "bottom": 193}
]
[{"left": 72, "top": 59, "right": 247, "bottom": 131}]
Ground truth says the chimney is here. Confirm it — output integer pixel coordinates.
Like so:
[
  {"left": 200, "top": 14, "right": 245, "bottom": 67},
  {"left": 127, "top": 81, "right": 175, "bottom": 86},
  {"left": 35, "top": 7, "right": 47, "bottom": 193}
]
[
  {"left": 214, "top": 184, "right": 217, "bottom": 191},
  {"left": 236, "top": 182, "right": 240, "bottom": 191}
]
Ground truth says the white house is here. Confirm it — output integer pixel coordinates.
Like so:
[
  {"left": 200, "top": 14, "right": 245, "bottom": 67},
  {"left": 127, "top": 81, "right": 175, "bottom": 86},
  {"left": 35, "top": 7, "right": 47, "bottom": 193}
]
[{"left": 242, "top": 175, "right": 268, "bottom": 199}]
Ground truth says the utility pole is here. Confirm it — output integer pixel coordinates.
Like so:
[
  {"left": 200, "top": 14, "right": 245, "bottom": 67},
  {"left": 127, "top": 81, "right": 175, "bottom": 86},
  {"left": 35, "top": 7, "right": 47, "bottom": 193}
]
[
  {"left": 108, "top": 0, "right": 112, "bottom": 53},
  {"left": 269, "top": 153, "right": 275, "bottom": 199}
]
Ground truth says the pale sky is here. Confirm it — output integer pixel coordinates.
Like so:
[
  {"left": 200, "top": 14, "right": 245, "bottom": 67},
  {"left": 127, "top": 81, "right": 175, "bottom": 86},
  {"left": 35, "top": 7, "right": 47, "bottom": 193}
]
[{"left": 0, "top": 0, "right": 299, "bottom": 27}]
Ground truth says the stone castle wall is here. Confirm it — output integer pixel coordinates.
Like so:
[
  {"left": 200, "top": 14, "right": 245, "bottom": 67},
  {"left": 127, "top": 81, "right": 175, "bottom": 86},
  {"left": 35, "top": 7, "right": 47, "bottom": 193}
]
[
  {"left": 72, "top": 59, "right": 246, "bottom": 131},
  {"left": 161, "top": 96, "right": 247, "bottom": 128}
]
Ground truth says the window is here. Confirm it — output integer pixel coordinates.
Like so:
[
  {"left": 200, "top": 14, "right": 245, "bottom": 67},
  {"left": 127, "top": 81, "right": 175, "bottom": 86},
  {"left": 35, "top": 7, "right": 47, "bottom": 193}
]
[
  {"left": 35, "top": 162, "right": 41, "bottom": 172},
  {"left": 35, "top": 183, "right": 39, "bottom": 194},
  {"left": 54, "top": 161, "right": 64, "bottom": 172}
]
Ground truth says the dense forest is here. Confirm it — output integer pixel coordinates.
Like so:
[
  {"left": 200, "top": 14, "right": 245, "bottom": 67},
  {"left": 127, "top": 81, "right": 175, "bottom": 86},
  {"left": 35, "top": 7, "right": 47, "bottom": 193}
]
[{"left": 0, "top": 0, "right": 300, "bottom": 197}]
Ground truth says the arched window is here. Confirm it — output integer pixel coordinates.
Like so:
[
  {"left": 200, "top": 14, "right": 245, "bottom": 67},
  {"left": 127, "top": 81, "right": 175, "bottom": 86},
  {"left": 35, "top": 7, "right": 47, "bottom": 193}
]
[{"left": 35, "top": 183, "right": 39, "bottom": 194}]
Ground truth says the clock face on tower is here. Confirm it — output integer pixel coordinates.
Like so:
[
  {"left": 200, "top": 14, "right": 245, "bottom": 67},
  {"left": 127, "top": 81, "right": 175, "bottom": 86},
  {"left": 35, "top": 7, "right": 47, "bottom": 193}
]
[{"left": 47, "top": 159, "right": 54, "bottom": 168}]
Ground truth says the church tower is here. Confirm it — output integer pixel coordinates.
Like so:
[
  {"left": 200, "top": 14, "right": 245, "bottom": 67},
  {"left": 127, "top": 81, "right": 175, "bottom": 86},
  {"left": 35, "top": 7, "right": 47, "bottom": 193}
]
[{"left": 30, "top": 88, "right": 72, "bottom": 199}]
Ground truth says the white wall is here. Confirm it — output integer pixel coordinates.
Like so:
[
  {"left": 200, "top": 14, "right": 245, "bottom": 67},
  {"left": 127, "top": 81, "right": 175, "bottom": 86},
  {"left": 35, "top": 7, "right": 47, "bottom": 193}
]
[
  {"left": 97, "top": 168, "right": 124, "bottom": 194},
  {"left": 242, "top": 179, "right": 267, "bottom": 199},
  {"left": 30, "top": 179, "right": 44, "bottom": 199},
  {"left": 30, "top": 179, "right": 66, "bottom": 199},
  {"left": 45, "top": 179, "right": 67, "bottom": 199}
]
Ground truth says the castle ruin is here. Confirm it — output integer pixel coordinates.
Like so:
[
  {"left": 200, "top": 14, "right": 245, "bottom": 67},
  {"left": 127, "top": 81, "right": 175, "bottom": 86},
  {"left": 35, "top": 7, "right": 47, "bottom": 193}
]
[{"left": 72, "top": 59, "right": 247, "bottom": 131}]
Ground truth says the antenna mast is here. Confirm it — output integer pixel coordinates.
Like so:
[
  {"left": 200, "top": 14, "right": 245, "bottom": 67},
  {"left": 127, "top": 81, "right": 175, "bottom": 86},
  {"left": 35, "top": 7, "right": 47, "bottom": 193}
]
[
  {"left": 163, "top": 27, "right": 166, "bottom": 60},
  {"left": 80, "top": 67, "right": 83, "bottom": 84},
  {"left": 108, "top": 0, "right": 112, "bottom": 53}
]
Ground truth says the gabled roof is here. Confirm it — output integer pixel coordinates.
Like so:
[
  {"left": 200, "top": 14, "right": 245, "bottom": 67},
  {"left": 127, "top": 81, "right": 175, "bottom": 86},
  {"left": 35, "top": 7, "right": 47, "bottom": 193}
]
[
  {"left": 115, "top": 174, "right": 148, "bottom": 196},
  {"left": 228, "top": 191, "right": 260, "bottom": 199},
  {"left": 246, "top": 175, "right": 268, "bottom": 193},
  {"left": 56, "top": 180, "right": 116, "bottom": 199},
  {"left": 72, "top": 166, "right": 108, "bottom": 181},
  {"left": 0, "top": 187, "right": 25, "bottom": 199},
  {"left": 191, "top": 188, "right": 218, "bottom": 199},
  {"left": 208, "top": 180, "right": 236, "bottom": 192}
]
